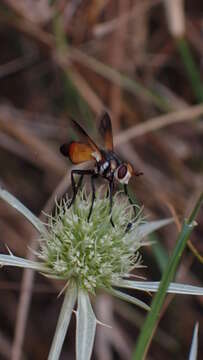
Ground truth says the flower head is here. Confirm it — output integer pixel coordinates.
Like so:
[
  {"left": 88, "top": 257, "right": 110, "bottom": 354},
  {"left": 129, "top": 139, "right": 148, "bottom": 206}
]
[
  {"left": 38, "top": 188, "right": 144, "bottom": 294},
  {"left": 2, "top": 186, "right": 193, "bottom": 360}
]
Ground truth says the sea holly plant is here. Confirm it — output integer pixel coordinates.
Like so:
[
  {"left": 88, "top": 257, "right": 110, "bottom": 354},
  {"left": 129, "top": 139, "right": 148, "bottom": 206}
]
[{"left": 0, "top": 188, "right": 203, "bottom": 360}]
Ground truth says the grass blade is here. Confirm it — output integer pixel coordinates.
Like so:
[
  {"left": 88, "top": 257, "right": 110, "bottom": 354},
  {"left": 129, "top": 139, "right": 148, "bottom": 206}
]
[
  {"left": 151, "top": 234, "right": 169, "bottom": 272},
  {"left": 177, "top": 37, "right": 203, "bottom": 103},
  {"left": 132, "top": 192, "right": 203, "bottom": 360}
]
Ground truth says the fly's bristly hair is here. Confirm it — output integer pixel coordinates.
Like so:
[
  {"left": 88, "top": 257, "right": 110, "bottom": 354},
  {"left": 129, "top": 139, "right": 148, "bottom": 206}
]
[{"left": 60, "top": 111, "right": 142, "bottom": 226}]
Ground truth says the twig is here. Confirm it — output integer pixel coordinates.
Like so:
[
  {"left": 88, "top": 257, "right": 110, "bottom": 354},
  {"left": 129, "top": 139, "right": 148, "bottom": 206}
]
[
  {"left": 3, "top": 0, "right": 52, "bottom": 24},
  {"left": 109, "top": 0, "right": 129, "bottom": 132},
  {"left": 0, "top": 331, "right": 14, "bottom": 360},
  {"left": 0, "top": 54, "right": 37, "bottom": 79},
  {"left": 0, "top": 107, "right": 65, "bottom": 178},
  {"left": 93, "top": 0, "right": 161, "bottom": 38},
  {"left": 0, "top": 11, "right": 170, "bottom": 111},
  {"left": 115, "top": 103, "right": 203, "bottom": 145}
]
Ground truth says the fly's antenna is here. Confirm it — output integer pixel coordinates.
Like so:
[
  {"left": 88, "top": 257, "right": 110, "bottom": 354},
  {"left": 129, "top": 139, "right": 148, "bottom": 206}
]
[{"left": 134, "top": 171, "right": 143, "bottom": 177}]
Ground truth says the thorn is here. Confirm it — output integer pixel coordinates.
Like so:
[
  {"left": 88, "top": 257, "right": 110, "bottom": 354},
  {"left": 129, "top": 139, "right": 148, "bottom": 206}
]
[
  {"left": 97, "top": 319, "right": 112, "bottom": 329},
  {"left": 5, "top": 244, "right": 14, "bottom": 256},
  {"left": 57, "top": 281, "right": 69, "bottom": 298}
]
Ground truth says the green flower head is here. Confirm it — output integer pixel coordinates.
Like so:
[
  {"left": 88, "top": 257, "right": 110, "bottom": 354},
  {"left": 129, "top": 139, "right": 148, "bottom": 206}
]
[
  {"left": 38, "top": 188, "right": 144, "bottom": 294},
  {"left": 1, "top": 187, "right": 201, "bottom": 360}
]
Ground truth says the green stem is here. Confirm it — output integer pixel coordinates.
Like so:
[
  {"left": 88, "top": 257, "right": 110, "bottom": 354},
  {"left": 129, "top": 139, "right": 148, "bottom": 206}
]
[
  {"left": 132, "top": 192, "right": 203, "bottom": 360},
  {"left": 177, "top": 37, "right": 203, "bottom": 103}
]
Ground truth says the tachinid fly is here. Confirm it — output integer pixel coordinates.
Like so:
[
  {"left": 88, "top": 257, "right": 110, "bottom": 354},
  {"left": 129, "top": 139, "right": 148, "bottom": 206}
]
[{"left": 60, "top": 112, "right": 142, "bottom": 226}]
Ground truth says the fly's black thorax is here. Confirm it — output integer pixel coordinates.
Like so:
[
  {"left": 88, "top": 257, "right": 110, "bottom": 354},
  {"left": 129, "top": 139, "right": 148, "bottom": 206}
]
[{"left": 95, "top": 150, "right": 121, "bottom": 180}]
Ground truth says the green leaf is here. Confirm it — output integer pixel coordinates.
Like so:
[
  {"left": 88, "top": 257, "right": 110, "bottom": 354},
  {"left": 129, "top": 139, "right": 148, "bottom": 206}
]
[
  {"left": 113, "top": 279, "right": 203, "bottom": 296},
  {"left": 132, "top": 192, "right": 203, "bottom": 360},
  {"left": 0, "top": 254, "right": 47, "bottom": 272},
  {"left": 76, "top": 290, "right": 97, "bottom": 360},
  {"left": 109, "top": 288, "right": 150, "bottom": 311},
  {"left": 189, "top": 323, "right": 199, "bottom": 360},
  {"left": 48, "top": 282, "right": 77, "bottom": 360},
  {"left": 0, "top": 188, "right": 46, "bottom": 234}
]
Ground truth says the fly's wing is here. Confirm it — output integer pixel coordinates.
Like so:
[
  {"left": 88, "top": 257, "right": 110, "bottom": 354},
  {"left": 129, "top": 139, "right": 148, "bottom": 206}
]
[
  {"left": 71, "top": 119, "right": 100, "bottom": 154},
  {"left": 60, "top": 118, "right": 102, "bottom": 164},
  {"left": 99, "top": 112, "right": 113, "bottom": 151},
  {"left": 60, "top": 142, "right": 98, "bottom": 164}
]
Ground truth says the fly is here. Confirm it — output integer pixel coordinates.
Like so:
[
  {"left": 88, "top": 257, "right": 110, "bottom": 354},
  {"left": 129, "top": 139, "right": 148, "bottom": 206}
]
[{"left": 60, "top": 112, "right": 142, "bottom": 227}]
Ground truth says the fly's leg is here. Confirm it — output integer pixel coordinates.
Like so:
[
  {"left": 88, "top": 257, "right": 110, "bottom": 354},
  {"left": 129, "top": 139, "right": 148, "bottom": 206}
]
[
  {"left": 124, "top": 184, "right": 139, "bottom": 232},
  {"left": 124, "top": 184, "right": 137, "bottom": 216},
  {"left": 109, "top": 180, "right": 115, "bottom": 227},
  {"left": 68, "top": 169, "right": 93, "bottom": 209},
  {"left": 87, "top": 174, "right": 98, "bottom": 222}
]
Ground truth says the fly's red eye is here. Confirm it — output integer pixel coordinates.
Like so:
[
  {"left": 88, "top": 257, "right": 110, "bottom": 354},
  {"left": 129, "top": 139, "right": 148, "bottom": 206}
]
[{"left": 117, "top": 164, "right": 127, "bottom": 179}]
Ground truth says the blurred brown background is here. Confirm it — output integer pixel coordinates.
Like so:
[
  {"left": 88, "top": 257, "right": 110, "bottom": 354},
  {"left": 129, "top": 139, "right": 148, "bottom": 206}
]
[{"left": 0, "top": 0, "right": 203, "bottom": 359}]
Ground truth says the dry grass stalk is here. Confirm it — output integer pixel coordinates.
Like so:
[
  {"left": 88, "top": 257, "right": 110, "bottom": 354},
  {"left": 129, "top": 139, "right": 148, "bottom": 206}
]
[
  {"left": 115, "top": 104, "right": 203, "bottom": 145},
  {"left": 164, "top": 0, "right": 185, "bottom": 37}
]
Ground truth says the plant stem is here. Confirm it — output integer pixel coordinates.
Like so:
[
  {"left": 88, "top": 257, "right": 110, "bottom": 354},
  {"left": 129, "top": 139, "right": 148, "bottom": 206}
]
[
  {"left": 177, "top": 37, "right": 203, "bottom": 103},
  {"left": 132, "top": 192, "right": 203, "bottom": 360}
]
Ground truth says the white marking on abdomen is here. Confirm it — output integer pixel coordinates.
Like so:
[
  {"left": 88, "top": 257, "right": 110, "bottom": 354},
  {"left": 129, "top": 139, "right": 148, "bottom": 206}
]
[{"left": 92, "top": 151, "right": 101, "bottom": 162}]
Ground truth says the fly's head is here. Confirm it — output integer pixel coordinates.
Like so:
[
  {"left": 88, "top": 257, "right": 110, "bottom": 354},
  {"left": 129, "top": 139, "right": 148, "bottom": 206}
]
[
  {"left": 115, "top": 163, "right": 143, "bottom": 184},
  {"left": 115, "top": 163, "right": 133, "bottom": 184}
]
